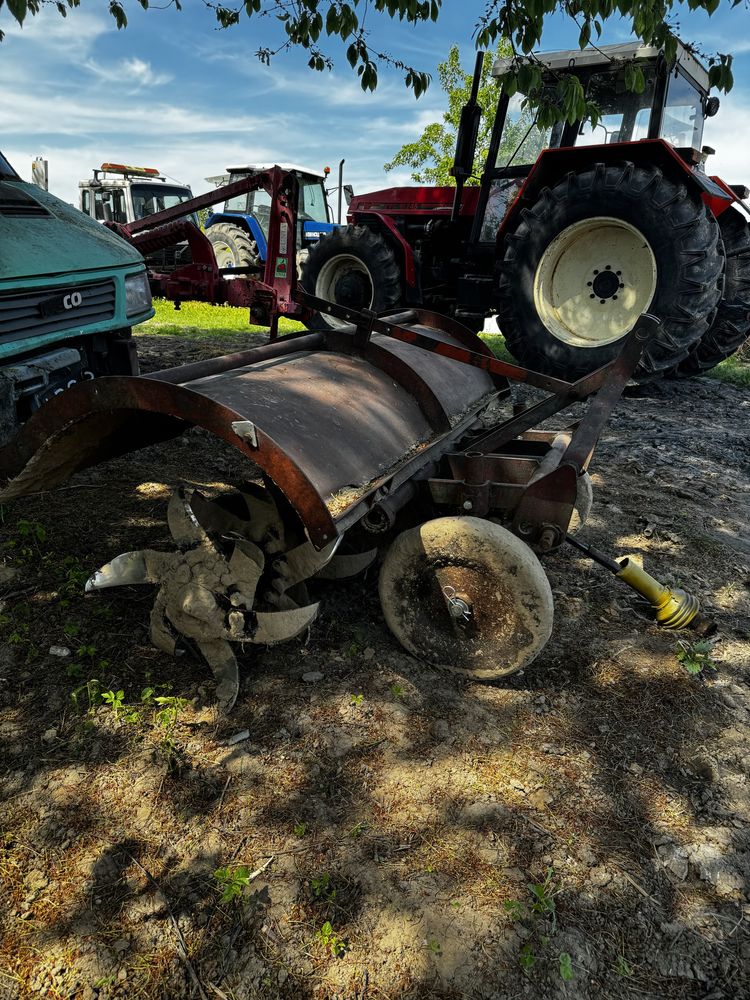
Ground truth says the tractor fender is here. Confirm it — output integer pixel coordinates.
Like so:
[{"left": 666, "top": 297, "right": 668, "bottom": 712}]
[
  {"left": 349, "top": 211, "right": 419, "bottom": 289},
  {"left": 205, "top": 212, "right": 268, "bottom": 259},
  {"left": 497, "top": 138, "right": 736, "bottom": 251}
]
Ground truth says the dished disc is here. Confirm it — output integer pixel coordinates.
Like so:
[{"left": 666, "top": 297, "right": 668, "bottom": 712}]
[{"left": 379, "top": 516, "right": 553, "bottom": 679}]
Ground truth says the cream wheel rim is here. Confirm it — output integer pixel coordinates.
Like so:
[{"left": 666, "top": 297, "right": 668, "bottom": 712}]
[
  {"left": 211, "top": 240, "right": 235, "bottom": 269},
  {"left": 533, "top": 217, "right": 657, "bottom": 348},
  {"left": 316, "top": 254, "right": 374, "bottom": 330}
]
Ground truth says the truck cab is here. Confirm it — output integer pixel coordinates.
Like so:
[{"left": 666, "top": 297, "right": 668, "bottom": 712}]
[
  {"left": 78, "top": 163, "right": 195, "bottom": 225},
  {"left": 79, "top": 163, "right": 196, "bottom": 271},
  {"left": 0, "top": 152, "right": 153, "bottom": 445},
  {"left": 204, "top": 163, "right": 339, "bottom": 272}
]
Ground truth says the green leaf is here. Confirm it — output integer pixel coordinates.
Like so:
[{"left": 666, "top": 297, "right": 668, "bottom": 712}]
[
  {"left": 519, "top": 943, "right": 536, "bottom": 971},
  {"left": 560, "top": 952, "right": 574, "bottom": 981},
  {"left": 108, "top": 1, "right": 127, "bottom": 30},
  {"left": 6, "top": 0, "right": 28, "bottom": 25}
]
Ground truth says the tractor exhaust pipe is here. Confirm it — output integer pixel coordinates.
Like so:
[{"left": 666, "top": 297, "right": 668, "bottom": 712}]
[
  {"left": 337, "top": 158, "right": 345, "bottom": 225},
  {"left": 566, "top": 535, "right": 716, "bottom": 636}
]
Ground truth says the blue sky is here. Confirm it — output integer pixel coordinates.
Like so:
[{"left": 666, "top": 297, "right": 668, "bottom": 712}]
[{"left": 1, "top": 1, "right": 749, "bottom": 208}]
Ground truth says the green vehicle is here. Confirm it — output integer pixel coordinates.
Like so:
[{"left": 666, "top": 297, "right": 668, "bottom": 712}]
[{"left": 0, "top": 150, "right": 154, "bottom": 446}]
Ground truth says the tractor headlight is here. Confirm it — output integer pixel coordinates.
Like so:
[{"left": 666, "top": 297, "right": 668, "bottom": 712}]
[{"left": 125, "top": 271, "right": 152, "bottom": 317}]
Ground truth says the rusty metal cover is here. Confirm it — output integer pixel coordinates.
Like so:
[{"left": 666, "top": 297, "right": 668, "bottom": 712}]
[{"left": 0, "top": 325, "right": 498, "bottom": 547}]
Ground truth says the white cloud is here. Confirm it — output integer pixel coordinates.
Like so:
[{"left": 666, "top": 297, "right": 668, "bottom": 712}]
[
  {"left": 0, "top": 5, "right": 111, "bottom": 57},
  {"left": 83, "top": 56, "right": 173, "bottom": 89}
]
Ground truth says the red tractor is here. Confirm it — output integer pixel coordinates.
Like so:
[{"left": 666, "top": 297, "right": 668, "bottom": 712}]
[{"left": 302, "top": 41, "right": 750, "bottom": 382}]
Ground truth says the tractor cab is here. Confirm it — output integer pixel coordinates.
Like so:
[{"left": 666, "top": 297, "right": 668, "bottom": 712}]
[
  {"left": 475, "top": 40, "right": 718, "bottom": 242},
  {"left": 204, "top": 164, "right": 338, "bottom": 272}
]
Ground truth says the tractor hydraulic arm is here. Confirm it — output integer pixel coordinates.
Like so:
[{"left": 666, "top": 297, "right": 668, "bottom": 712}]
[{"left": 106, "top": 166, "right": 307, "bottom": 335}]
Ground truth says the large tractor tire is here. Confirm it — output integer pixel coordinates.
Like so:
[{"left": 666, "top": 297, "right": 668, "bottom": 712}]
[
  {"left": 300, "top": 224, "right": 402, "bottom": 330},
  {"left": 671, "top": 206, "right": 750, "bottom": 377},
  {"left": 496, "top": 163, "right": 724, "bottom": 382},
  {"left": 207, "top": 222, "right": 260, "bottom": 271}
]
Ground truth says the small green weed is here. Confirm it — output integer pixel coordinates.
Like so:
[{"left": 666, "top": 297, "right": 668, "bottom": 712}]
[
  {"left": 100, "top": 689, "right": 140, "bottom": 723},
  {"left": 505, "top": 870, "right": 570, "bottom": 980},
  {"left": 70, "top": 678, "right": 102, "bottom": 714},
  {"left": 316, "top": 920, "right": 347, "bottom": 958},
  {"left": 57, "top": 556, "right": 90, "bottom": 601},
  {"left": 519, "top": 942, "right": 536, "bottom": 971},
  {"left": 614, "top": 955, "right": 633, "bottom": 977},
  {"left": 153, "top": 695, "right": 188, "bottom": 762},
  {"left": 350, "top": 693, "right": 364, "bottom": 706},
  {"left": 426, "top": 938, "right": 442, "bottom": 955},
  {"left": 293, "top": 821, "right": 307, "bottom": 838},
  {"left": 527, "top": 869, "right": 558, "bottom": 929},
  {"left": 17, "top": 518, "right": 46, "bottom": 545},
  {"left": 559, "top": 951, "right": 574, "bottom": 981},
  {"left": 214, "top": 864, "right": 255, "bottom": 903},
  {"left": 310, "top": 872, "right": 336, "bottom": 902},
  {"left": 390, "top": 683, "right": 405, "bottom": 700},
  {"left": 675, "top": 639, "right": 717, "bottom": 676}
]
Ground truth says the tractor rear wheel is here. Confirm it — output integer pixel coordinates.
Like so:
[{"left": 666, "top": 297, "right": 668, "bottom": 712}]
[
  {"left": 671, "top": 206, "right": 750, "bottom": 376},
  {"left": 207, "top": 222, "right": 260, "bottom": 271},
  {"left": 301, "top": 225, "right": 402, "bottom": 330},
  {"left": 497, "top": 163, "right": 723, "bottom": 382},
  {"left": 379, "top": 516, "right": 553, "bottom": 679}
]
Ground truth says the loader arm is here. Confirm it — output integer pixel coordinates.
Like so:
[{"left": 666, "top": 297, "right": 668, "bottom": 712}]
[{"left": 106, "top": 166, "right": 307, "bottom": 336}]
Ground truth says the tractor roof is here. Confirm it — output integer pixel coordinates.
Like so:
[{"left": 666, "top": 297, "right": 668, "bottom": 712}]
[
  {"left": 224, "top": 164, "right": 326, "bottom": 180},
  {"left": 492, "top": 40, "right": 710, "bottom": 92}
]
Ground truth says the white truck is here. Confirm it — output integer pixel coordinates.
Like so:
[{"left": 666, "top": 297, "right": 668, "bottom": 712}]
[
  {"left": 78, "top": 162, "right": 194, "bottom": 225},
  {"left": 78, "top": 163, "right": 197, "bottom": 271}
]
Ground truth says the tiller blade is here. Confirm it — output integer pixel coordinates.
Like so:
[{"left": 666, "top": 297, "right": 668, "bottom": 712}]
[{"left": 86, "top": 486, "right": 324, "bottom": 712}]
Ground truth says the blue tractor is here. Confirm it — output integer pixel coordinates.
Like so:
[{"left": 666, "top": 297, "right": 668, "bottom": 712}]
[{"left": 204, "top": 163, "right": 341, "bottom": 272}]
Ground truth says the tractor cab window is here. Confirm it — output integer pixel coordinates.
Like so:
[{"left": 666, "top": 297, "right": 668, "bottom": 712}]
[
  {"left": 299, "top": 179, "right": 328, "bottom": 222},
  {"left": 495, "top": 95, "right": 556, "bottom": 168},
  {"left": 94, "top": 188, "right": 127, "bottom": 223},
  {"left": 223, "top": 174, "right": 274, "bottom": 235},
  {"left": 661, "top": 69, "right": 703, "bottom": 148},
  {"left": 577, "top": 66, "right": 655, "bottom": 146},
  {"left": 81, "top": 189, "right": 92, "bottom": 217},
  {"left": 248, "top": 189, "right": 272, "bottom": 239},
  {"left": 225, "top": 172, "right": 249, "bottom": 213}
]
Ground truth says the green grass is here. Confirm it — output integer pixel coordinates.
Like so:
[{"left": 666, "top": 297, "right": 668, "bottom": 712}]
[
  {"left": 479, "top": 332, "right": 514, "bottom": 363},
  {"left": 707, "top": 351, "right": 750, "bottom": 389},
  {"left": 135, "top": 299, "right": 750, "bottom": 390},
  {"left": 134, "top": 298, "right": 305, "bottom": 339}
]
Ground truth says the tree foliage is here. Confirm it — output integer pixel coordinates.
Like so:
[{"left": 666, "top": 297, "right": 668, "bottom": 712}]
[
  {"left": 0, "top": 0, "right": 740, "bottom": 125},
  {"left": 384, "top": 43, "right": 535, "bottom": 185}
]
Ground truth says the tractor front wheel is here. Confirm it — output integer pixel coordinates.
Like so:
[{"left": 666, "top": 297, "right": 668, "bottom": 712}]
[
  {"left": 497, "top": 163, "right": 723, "bottom": 382},
  {"left": 207, "top": 222, "right": 260, "bottom": 272},
  {"left": 301, "top": 225, "right": 402, "bottom": 330}
]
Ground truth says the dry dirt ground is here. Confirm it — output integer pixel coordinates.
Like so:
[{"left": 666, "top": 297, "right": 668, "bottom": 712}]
[{"left": 1, "top": 331, "right": 749, "bottom": 1000}]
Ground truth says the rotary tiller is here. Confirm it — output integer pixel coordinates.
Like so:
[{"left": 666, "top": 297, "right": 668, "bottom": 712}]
[{"left": 0, "top": 169, "right": 710, "bottom": 709}]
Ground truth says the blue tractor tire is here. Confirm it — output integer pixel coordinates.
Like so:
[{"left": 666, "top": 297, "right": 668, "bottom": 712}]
[{"left": 206, "top": 222, "right": 260, "bottom": 271}]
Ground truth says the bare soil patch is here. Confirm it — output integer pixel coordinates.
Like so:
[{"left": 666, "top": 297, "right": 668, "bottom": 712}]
[{"left": 1, "top": 331, "right": 748, "bottom": 999}]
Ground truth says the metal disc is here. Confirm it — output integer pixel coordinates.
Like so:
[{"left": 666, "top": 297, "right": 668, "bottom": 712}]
[{"left": 379, "top": 516, "right": 553, "bottom": 679}]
